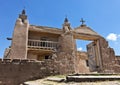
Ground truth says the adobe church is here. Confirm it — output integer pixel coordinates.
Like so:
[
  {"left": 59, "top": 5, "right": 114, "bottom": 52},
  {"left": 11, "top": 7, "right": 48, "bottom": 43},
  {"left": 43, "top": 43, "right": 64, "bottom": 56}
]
[{"left": 4, "top": 10, "right": 120, "bottom": 74}]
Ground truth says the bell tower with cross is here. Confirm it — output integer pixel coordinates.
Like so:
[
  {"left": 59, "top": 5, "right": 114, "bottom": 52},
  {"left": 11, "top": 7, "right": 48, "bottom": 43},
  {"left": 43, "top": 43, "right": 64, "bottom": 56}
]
[
  {"left": 62, "top": 17, "right": 71, "bottom": 33},
  {"left": 9, "top": 9, "right": 29, "bottom": 59}
]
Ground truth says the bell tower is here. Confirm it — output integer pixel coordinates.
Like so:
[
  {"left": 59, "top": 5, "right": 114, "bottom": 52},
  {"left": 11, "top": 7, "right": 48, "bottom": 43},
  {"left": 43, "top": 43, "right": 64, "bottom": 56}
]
[
  {"left": 9, "top": 9, "right": 29, "bottom": 59},
  {"left": 62, "top": 17, "right": 71, "bottom": 33},
  {"left": 19, "top": 9, "right": 27, "bottom": 23},
  {"left": 56, "top": 18, "right": 76, "bottom": 74}
]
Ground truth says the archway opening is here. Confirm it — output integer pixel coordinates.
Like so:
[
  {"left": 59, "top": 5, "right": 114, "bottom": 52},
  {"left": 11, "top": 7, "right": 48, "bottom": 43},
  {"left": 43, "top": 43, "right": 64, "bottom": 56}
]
[
  {"left": 75, "top": 39, "right": 92, "bottom": 71},
  {"left": 76, "top": 39, "right": 92, "bottom": 52}
]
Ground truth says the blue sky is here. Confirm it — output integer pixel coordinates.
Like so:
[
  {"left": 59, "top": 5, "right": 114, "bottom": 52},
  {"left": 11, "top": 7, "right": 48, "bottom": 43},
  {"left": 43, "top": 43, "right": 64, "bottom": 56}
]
[{"left": 0, "top": 0, "right": 120, "bottom": 58}]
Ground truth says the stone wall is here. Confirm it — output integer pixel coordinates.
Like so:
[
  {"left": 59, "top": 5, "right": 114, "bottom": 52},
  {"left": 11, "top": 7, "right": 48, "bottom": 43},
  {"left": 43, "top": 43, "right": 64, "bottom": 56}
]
[
  {"left": 0, "top": 59, "right": 59, "bottom": 85},
  {"left": 115, "top": 56, "right": 120, "bottom": 65},
  {"left": 86, "top": 37, "right": 120, "bottom": 73},
  {"left": 75, "top": 51, "right": 90, "bottom": 73},
  {"left": 4, "top": 48, "right": 11, "bottom": 59},
  {"left": 57, "top": 32, "right": 76, "bottom": 74},
  {"left": 116, "top": 56, "right": 120, "bottom": 60},
  {"left": 27, "top": 52, "right": 38, "bottom": 60},
  {"left": 55, "top": 52, "right": 75, "bottom": 74},
  {"left": 99, "top": 38, "right": 120, "bottom": 73},
  {"left": 99, "top": 38, "right": 112, "bottom": 72}
]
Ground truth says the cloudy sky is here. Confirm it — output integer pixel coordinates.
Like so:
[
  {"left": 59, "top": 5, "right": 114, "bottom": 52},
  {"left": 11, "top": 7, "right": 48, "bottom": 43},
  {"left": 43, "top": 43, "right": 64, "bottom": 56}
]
[{"left": 0, "top": 0, "right": 120, "bottom": 57}]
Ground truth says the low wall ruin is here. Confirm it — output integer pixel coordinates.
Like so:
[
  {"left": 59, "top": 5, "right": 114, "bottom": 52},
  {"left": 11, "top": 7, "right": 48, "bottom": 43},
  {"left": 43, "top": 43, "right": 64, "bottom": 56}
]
[
  {"left": 0, "top": 55, "right": 120, "bottom": 85},
  {"left": 0, "top": 59, "right": 59, "bottom": 85}
]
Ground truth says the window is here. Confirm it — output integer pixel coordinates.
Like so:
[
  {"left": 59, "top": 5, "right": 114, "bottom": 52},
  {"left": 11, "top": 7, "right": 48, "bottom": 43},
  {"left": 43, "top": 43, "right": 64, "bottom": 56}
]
[{"left": 45, "top": 56, "right": 49, "bottom": 59}]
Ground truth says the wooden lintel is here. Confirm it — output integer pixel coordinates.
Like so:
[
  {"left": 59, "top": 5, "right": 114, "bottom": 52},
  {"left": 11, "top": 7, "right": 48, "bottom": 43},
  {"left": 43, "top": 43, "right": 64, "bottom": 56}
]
[{"left": 73, "top": 32, "right": 101, "bottom": 41}]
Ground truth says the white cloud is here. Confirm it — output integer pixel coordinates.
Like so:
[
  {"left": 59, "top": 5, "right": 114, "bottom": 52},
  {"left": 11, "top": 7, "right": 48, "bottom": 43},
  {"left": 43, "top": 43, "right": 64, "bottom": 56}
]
[
  {"left": 77, "top": 47, "right": 82, "bottom": 51},
  {"left": 106, "top": 33, "right": 117, "bottom": 41},
  {"left": 106, "top": 33, "right": 120, "bottom": 55}
]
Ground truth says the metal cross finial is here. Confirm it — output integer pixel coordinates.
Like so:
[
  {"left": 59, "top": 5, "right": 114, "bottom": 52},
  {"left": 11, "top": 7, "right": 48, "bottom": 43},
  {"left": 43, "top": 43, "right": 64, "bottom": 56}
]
[
  {"left": 22, "top": 6, "right": 26, "bottom": 14},
  {"left": 80, "top": 18, "right": 85, "bottom": 25},
  {"left": 22, "top": 9, "right": 26, "bottom": 14},
  {"left": 64, "top": 15, "right": 68, "bottom": 22}
]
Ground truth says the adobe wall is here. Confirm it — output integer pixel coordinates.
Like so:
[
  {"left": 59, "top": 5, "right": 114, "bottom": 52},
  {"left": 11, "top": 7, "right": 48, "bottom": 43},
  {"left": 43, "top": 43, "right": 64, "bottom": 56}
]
[
  {"left": 75, "top": 51, "right": 90, "bottom": 73},
  {"left": 4, "top": 48, "right": 11, "bottom": 59},
  {"left": 0, "top": 59, "right": 59, "bottom": 85},
  {"left": 115, "top": 56, "right": 120, "bottom": 65},
  {"left": 9, "top": 18, "right": 29, "bottom": 59},
  {"left": 86, "top": 37, "right": 120, "bottom": 73},
  {"left": 99, "top": 38, "right": 120, "bottom": 73},
  {"left": 28, "top": 31, "right": 59, "bottom": 42},
  {"left": 56, "top": 32, "right": 76, "bottom": 74},
  {"left": 27, "top": 52, "right": 38, "bottom": 60}
]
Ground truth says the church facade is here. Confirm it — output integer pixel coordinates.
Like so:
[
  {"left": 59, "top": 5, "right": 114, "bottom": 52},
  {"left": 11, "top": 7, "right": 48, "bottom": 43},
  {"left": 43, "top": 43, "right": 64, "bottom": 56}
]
[{"left": 4, "top": 10, "right": 120, "bottom": 73}]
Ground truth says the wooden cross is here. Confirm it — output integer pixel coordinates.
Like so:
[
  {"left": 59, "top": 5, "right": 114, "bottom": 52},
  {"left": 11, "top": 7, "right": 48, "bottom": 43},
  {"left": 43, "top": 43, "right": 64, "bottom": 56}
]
[{"left": 80, "top": 18, "right": 85, "bottom": 25}]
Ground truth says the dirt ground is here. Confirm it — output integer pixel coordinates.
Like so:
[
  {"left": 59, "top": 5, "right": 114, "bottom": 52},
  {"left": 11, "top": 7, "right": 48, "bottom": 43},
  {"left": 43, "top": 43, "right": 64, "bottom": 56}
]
[
  {"left": 24, "top": 76, "right": 120, "bottom": 85},
  {"left": 25, "top": 81, "right": 120, "bottom": 85}
]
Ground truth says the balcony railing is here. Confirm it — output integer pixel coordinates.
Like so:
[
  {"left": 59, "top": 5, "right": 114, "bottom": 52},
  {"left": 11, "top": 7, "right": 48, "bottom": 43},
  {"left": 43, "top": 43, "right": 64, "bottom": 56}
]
[{"left": 28, "top": 39, "right": 58, "bottom": 51}]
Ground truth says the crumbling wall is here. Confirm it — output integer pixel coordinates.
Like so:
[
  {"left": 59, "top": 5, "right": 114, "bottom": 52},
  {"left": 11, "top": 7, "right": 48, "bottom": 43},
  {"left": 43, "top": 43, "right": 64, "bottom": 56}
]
[
  {"left": 0, "top": 59, "right": 59, "bottom": 85},
  {"left": 86, "top": 37, "right": 120, "bottom": 73},
  {"left": 75, "top": 51, "right": 90, "bottom": 73},
  {"left": 27, "top": 52, "right": 37, "bottom": 60},
  {"left": 57, "top": 32, "right": 76, "bottom": 74},
  {"left": 55, "top": 52, "right": 75, "bottom": 74},
  {"left": 4, "top": 48, "right": 11, "bottom": 59},
  {"left": 115, "top": 56, "right": 120, "bottom": 65},
  {"left": 99, "top": 38, "right": 120, "bottom": 73}
]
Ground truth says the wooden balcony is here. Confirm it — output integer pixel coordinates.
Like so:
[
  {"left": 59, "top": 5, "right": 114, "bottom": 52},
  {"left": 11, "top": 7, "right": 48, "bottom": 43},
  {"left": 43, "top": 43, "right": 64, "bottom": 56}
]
[{"left": 28, "top": 39, "right": 58, "bottom": 51}]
